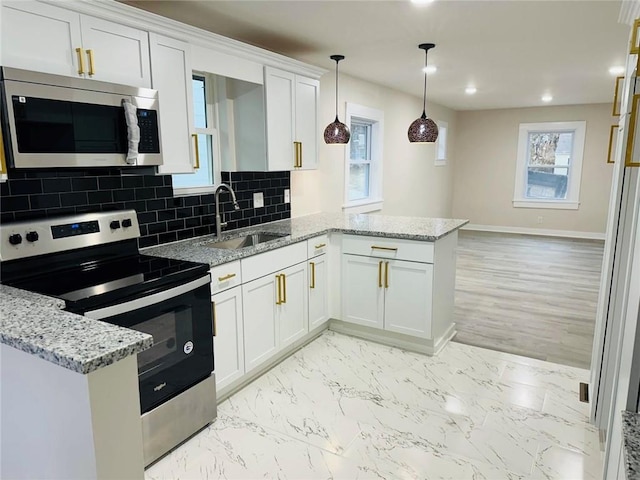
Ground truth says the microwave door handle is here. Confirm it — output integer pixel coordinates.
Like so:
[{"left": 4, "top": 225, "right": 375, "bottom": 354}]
[
  {"left": 122, "top": 99, "right": 140, "bottom": 165},
  {"left": 84, "top": 275, "right": 210, "bottom": 320}
]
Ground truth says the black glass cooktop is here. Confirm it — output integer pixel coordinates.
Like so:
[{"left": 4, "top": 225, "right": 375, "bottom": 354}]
[{"left": 2, "top": 247, "right": 209, "bottom": 314}]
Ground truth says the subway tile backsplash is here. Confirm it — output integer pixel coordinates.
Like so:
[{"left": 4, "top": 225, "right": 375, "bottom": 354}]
[{"left": 0, "top": 169, "right": 291, "bottom": 249}]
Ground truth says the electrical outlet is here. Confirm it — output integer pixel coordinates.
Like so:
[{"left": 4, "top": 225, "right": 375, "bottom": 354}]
[
  {"left": 537, "top": 216, "right": 543, "bottom": 224},
  {"left": 284, "top": 189, "right": 290, "bottom": 204},
  {"left": 253, "top": 192, "right": 264, "bottom": 209}
]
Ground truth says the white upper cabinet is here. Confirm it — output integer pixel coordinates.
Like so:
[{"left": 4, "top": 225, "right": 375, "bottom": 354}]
[
  {"left": 149, "top": 33, "right": 196, "bottom": 175},
  {"left": 264, "top": 66, "right": 320, "bottom": 171},
  {"left": 1, "top": 1, "right": 151, "bottom": 88}
]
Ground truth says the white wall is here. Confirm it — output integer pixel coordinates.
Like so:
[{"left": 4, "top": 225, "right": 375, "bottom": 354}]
[
  {"left": 452, "top": 104, "right": 614, "bottom": 234},
  {"left": 291, "top": 73, "right": 457, "bottom": 219}
]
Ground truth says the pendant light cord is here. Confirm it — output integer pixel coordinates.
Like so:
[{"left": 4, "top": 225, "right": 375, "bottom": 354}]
[
  {"left": 335, "top": 59, "right": 339, "bottom": 121},
  {"left": 422, "top": 50, "right": 428, "bottom": 117}
]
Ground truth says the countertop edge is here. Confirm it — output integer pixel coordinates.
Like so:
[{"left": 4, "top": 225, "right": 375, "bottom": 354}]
[{"left": 622, "top": 411, "right": 640, "bottom": 479}]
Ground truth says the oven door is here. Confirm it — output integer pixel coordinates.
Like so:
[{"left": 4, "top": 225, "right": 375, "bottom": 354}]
[{"left": 84, "top": 275, "right": 213, "bottom": 413}]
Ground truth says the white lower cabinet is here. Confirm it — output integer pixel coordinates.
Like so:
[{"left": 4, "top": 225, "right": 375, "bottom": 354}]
[
  {"left": 242, "top": 274, "right": 279, "bottom": 373},
  {"left": 342, "top": 254, "right": 434, "bottom": 338},
  {"left": 278, "top": 262, "right": 309, "bottom": 348},
  {"left": 308, "top": 254, "right": 328, "bottom": 329},
  {"left": 212, "top": 285, "right": 244, "bottom": 391}
]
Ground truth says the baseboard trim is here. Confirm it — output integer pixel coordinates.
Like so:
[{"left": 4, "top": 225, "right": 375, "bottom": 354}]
[{"left": 461, "top": 223, "right": 605, "bottom": 240}]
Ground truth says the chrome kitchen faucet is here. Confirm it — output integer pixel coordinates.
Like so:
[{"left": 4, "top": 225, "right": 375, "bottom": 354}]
[{"left": 215, "top": 183, "right": 241, "bottom": 237}]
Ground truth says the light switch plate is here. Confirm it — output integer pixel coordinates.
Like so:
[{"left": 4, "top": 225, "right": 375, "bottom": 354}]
[
  {"left": 284, "top": 189, "right": 290, "bottom": 204},
  {"left": 253, "top": 192, "right": 264, "bottom": 208}
]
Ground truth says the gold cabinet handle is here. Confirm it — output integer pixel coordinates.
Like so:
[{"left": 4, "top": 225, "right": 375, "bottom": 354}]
[
  {"left": 86, "top": 49, "right": 95, "bottom": 76},
  {"left": 626, "top": 94, "right": 640, "bottom": 167},
  {"left": 384, "top": 261, "right": 389, "bottom": 289},
  {"left": 378, "top": 261, "right": 383, "bottom": 288},
  {"left": 212, "top": 301, "right": 217, "bottom": 337},
  {"left": 75, "top": 47, "right": 85, "bottom": 75},
  {"left": 192, "top": 134, "right": 200, "bottom": 169},
  {"left": 310, "top": 262, "right": 316, "bottom": 289},
  {"left": 612, "top": 76, "right": 624, "bottom": 117},
  {"left": 282, "top": 273, "right": 287, "bottom": 303},
  {"left": 608, "top": 125, "right": 619, "bottom": 164},
  {"left": 314, "top": 243, "right": 326, "bottom": 249},
  {"left": 630, "top": 19, "right": 640, "bottom": 54},
  {"left": 218, "top": 273, "right": 236, "bottom": 282},
  {"left": 276, "top": 274, "right": 282, "bottom": 305},
  {"left": 371, "top": 245, "right": 398, "bottom": 252},
  {"left": 293, "top": 141, "right": 302, "bottom": 168}
]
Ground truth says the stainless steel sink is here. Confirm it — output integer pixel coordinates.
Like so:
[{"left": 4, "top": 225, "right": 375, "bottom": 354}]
[{"left": 205, "top": 232, "right": 287, "bottom": 250}]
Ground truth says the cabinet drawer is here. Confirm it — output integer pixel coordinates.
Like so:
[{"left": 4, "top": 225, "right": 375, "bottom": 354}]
[
  {"left": 307, "top": 234, "right": 328, "bottom": 258},
  {"left": 241, "top": 242, "right": 307, "bottom": 282},
  {"left": 342, "top": 235, "right": 434, "bottom": 263},
  {"left": 210, "top": 261, "right": 242, "bottom": 294}
]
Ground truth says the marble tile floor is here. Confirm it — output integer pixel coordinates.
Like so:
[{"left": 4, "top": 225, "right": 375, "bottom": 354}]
[{"left": 146, "top": 331, "right": 603, "bottom": 480}]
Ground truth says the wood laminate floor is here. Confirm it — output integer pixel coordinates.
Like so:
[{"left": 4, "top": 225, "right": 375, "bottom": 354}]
[{"left": 453, "top": 230, "right": 605, "bottom": 369}]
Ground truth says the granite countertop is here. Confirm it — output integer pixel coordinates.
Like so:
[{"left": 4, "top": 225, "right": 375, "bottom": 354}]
[
  {"left": 144, "top": 212, "right": 468, "bottom": 267},
  {"left": 622, "top": 411, "right": 640, "bottom": 479},
  {"left": 0, "top": 285, "right": 153, "bottom": 374}
]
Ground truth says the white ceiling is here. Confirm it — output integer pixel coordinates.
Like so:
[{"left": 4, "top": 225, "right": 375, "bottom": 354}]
[{"left": 123, "top": 0, "right": 631, "bottom": 111}]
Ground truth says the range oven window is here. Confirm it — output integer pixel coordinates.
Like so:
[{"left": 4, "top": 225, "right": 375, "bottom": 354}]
[{"left": 136, "top": 307, "right": 194, "bottom": 379}]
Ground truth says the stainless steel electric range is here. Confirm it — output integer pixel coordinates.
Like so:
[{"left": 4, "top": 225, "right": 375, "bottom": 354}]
[{"left": 0, "top": 210, "right": 217, "bottom": 465}]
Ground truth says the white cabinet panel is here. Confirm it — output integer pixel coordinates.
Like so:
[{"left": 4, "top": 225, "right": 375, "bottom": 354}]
[
  {"left": 242, "top": 274, "right": 279, "bottom": 373},
  {"left": 1, "top": 1, "right": 82, "bottom": 77},
  {"left": 383, "top": 260, "right": 433, "bottom": 338},
  {"left": 264, "top": 66, "right": 295, "bottom": 171},
  {"left": 294, "top": 76, "right": 319, "bottom": 170},
  {"left": 278, "top": 262, "right": 308, "bottom": 348},
  {"left": 342, "top": 254, "right": 384, "bottom": 329},
  {"left": 309, "top": 255, "right": 328, "bottom": 329},
  {"left": 212, "top": 286, "right": 244, "bottom": 391},
  {"left": 150, "top": 33, "right": 196, "bottom": 175}
]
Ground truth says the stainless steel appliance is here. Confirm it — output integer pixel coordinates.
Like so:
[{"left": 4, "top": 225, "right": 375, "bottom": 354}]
[
  {"left": 0, "top": 211, "right": 215, "bottom": 466},
  {"left": 0, "top": 67, "right": 162, "bottom": 169}
]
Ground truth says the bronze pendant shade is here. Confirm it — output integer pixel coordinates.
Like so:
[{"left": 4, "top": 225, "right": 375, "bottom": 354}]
[
  {"left": 408, "top": 43, "right": 439, "bottom": 143},
  {"left": 324, "top": 55, "right": 351, "bottom": 144}
]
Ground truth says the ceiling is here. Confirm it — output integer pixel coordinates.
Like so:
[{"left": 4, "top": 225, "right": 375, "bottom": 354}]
[{"left": 123, "top": 0, "right": 631, "bottom": 111}]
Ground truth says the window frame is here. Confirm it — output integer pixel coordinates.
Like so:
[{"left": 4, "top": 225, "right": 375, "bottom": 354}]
[
  {"left": 172, "top": 73, "right": 221, "bottom": 196},
  {"left": 513, "top": 121, "right": 586, "bottom": 210},
  {"left": 343, "top": 102, "right": 384, "bottom": 213}
]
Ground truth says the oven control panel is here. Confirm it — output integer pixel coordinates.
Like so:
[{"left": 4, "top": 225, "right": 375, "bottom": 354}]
[{"left": 0, "top": 210, "right": 141, "bottom": 262}]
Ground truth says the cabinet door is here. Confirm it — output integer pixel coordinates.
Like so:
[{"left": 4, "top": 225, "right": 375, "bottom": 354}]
[
  {"left": 309, "top": 255, "right": 328, "bottom": 329},
  {"left": 342, "top": 254, "right": 384, "bottom": 329},
  {"left": 1, "top": 1, "right": 82, "bottom": 77},
  {"left": 294, "top": 76, "right": 319, "bottom": 170},
  {"left": 79, "top": 15, "right": 151, "bottom": 87},
  {"left": 383, "top": 260, "right": 433, "bottom": 338},
  {"left": 278, "top": 263, "right": 309, "bottom": 348},
  {"left": 150, "top": 33, "right": 196, "bottom": 175},
  {"left": 212, "top": 286, "right": 244, "bottom": 391},
  {"left": 264, "top": 66, "right": 295, "bottom": 171},
  {"left": 242, "top": 275, "right": 279, "bottom": 373}
]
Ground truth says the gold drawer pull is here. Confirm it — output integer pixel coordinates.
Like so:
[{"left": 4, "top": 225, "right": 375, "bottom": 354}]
[
  {"left": 86, "top": 49, "right": 95, "bottom": 76},
  {"left": 607, "top": 125, "right": 619, "bottom": 164},
  {"left": 612, "top": 76, "right": 624, "bottom": 117},
  {"left": 282, "top": 273, "right": 287, "bottom": 303},
  {"left": 218, "top": 273, "right": 236, "bottom": 282},
  {"left": 371, "top": 245, "right": 398, "bottom": 252},
  {"left": 314, "top": 243, "right": 326, "bottom": 249},
  {"left": 384, "top": 261, "right": 389, "bottom": 289},
  {"left": 310, "top": 262, "right": 316, "bottom": 289},
  {"left": 276, "top": 274, "right": 282, "bottom": 305},
  {"left": 626, "top": 94, "right": 640, "bottom": 167},
  {"left": 378, "top": 261, "right": 383, "bottom": 288},
  {"left": 76, "top": 47, "right": 85, "bottom": 75}
]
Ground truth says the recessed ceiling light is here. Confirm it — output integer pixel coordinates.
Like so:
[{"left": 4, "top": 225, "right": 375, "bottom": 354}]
[
  {"left": 541, "top": 94, "right": 553, "bottom": 103},
  {"left": 465, "top": 86, "right": 477, "bottom": 95},
  {"left": 422, "top": 65, "right": 437, "bottom": 74},
  {"left": 411, "top": 0, "right": 435, "bottom": 4},
  {"left": 609, "top": 66, "right": 625, "bottom": 75}
]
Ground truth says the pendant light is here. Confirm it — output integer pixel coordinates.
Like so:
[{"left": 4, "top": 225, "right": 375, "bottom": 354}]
[
  {"left": 408, "top": 43, "right": 438, "bottom": 143},
  {"left": 324, "top": 54, "right": 351, "bottom": 144}
]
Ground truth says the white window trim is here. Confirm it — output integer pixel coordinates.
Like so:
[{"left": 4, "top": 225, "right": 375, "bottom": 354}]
[
  {"left": 513, "top": 121, "right": 586, "bottom": 210},
  {"left": 343, "top": 102, "right": 384, "bottom": 211},
  {"left": 435, "top": 120, "right": 448, "bottom": 166}
]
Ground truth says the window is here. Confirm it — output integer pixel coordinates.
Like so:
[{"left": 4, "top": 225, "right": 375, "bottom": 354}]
[
  {"left": 513, "top": 121, "right": 586, "bottom": 209},
  {"left": 344, "top": 103, "right": 384, "bottom": 212},
  {"left": 172, "top": 75, "right": 219, "bottom": 192},
  {"left": 435, "top": 120, "right": 448, "bottom": 166}
]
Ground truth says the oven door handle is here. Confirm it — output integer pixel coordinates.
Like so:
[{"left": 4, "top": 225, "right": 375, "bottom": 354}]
[{"left": 84, "top": 275, "right": 210, "bottom": 320}]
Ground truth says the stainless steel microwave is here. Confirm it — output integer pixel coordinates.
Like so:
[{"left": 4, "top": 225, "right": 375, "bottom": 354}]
[{"left": 0, "top": 67, "right": 162, "bottom": 169}]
